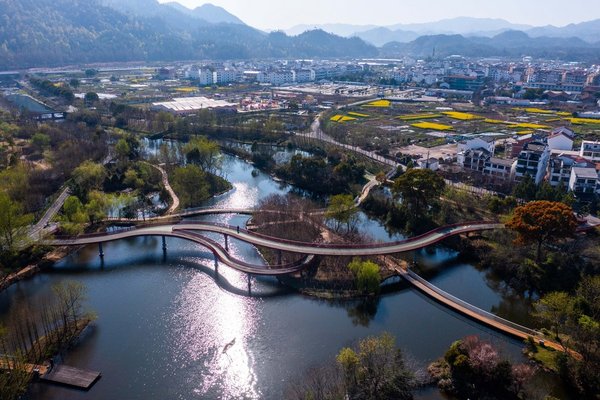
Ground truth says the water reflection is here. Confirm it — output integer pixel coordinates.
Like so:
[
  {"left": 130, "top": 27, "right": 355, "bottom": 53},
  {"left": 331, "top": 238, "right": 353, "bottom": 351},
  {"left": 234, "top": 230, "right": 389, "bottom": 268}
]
[
  {"left": 171, "top": 264, "right": 261, "bottom": 399},
  {"left": 346, "top": 297, "right": 380, "bottom": 327}
]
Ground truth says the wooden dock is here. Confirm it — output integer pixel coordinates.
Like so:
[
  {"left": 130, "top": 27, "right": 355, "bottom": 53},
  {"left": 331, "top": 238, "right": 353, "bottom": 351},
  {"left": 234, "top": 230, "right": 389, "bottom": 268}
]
[{"left": 41, "top": 365, "right": 101, "bottom": 390}]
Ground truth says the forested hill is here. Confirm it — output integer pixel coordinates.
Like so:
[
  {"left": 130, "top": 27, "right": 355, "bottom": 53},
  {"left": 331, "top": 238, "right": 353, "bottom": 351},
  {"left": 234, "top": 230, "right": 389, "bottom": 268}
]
[{"left": 0, "top": 0, "right": 378, "bottom": 69}]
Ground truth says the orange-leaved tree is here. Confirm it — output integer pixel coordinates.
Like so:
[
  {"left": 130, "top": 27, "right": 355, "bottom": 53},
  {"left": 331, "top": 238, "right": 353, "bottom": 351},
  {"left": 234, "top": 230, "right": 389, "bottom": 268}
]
[{"left": 506, "top": 200, "right": 577, "bottom": 262}]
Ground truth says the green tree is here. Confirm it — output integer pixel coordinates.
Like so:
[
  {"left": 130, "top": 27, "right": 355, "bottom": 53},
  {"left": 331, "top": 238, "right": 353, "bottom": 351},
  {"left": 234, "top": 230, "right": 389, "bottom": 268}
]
[
  {"left": 85, "top": 191, "right": 110, "bottom": 224},
  {"left": 348, "top": 258, "right": 381, "bottom": 295},
  {"left": 115, "top": 138, "right": 131, "bottom": 161},
  {"left": 326, "top": 194, "right": 358, "bottom": 233},
  {"left": 123, "top": 168, "right": 143, "bottom": 190},
  {"left": 512, "top": 174, "right": 537, "bottom": 201},
  {"left": 71, "top": 161, "right": 106, "bottom": 201},
  {"left": 337, "top": 333, "right": 414, "bottom": 400},
  {"left": 534, "top": 292, "right": 575, "bottom": 345},
  {"left": 392, "top": 168, "right": 445, "bottom": 215},
  {"left": 84, "top": 92, "right": 99, "bottom": 104},
  {"left": 506, "top": 200, "right": 577, "bottom": 261},
  {"left": 31, "top": 132, "right": 50, "bottom": 152},
  {"left": 184, "top": 136, "right": 221, "bottom": 174},
  {"left": 62, "top": 196, "right": 87, "bottom": 234},
  {"left": 171, "top": 165, "right": 210, "bottom": 208},
  {"left": 0, "top": 193, "right": 32, "bottom": 251},
  {"left": 0, "top": 164, "right": 30, "bottom": 205}
]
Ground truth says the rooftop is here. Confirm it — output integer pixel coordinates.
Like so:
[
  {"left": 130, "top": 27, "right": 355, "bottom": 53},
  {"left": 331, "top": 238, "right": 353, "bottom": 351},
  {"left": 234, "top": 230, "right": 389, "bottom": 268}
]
[
  {"left": 152, "top": 96, "right": 236, "bottom": 112},
  {"left": 571, "top": 167, "right": 599, "bottom": 179}
]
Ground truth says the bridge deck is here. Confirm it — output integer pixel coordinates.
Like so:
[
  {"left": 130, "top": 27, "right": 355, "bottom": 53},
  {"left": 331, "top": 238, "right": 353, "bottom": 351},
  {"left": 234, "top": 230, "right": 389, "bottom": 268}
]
[
  {"left": 41, "top": 365, "right": 101, "bottom": 389},
  {"left": 394, "top": 266, "right": 567, "bottom": 352}
]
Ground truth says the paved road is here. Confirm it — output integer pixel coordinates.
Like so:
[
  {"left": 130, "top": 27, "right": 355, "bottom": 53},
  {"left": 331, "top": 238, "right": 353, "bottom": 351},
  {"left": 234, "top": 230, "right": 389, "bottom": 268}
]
[
  {"left": 27, "top": 153, "right": 113, "bottom": 241},
  {"left": 301, "top": 115, "right": 499, "bottom": 197},
  {"left": 27, "top": 186, "right": 70, "bottom": 241}
]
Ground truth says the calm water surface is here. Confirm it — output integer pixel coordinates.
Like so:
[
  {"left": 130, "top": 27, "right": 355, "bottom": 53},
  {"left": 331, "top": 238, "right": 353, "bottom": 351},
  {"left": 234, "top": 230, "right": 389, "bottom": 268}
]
[{"left": 1, "top": 154, "right": 532, "bottom": 400}]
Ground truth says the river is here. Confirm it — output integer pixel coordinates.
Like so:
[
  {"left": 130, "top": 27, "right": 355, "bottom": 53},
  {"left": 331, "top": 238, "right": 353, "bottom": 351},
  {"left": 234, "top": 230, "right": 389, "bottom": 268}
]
[{"left": 1, "top": 152, "right": 537, "bottom": 400}]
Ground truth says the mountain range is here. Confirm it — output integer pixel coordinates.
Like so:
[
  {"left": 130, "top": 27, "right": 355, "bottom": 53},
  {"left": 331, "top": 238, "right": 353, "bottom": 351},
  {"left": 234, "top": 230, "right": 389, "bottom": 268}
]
[
  {"left": 287, "top": 17, "right": 600, "bottom": 46},
  {"left": 0, "top": 0, "right": 599, "bottom": 69}
]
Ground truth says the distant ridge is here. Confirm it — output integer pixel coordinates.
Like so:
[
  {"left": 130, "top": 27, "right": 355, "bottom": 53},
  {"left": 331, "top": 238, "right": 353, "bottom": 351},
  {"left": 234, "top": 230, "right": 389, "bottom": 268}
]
[
  {"left": 164, "top": 2, "right": 245, "bottom": 25},
  {"left": 0, "top": 0, "right": 378, "bottom": 69}
]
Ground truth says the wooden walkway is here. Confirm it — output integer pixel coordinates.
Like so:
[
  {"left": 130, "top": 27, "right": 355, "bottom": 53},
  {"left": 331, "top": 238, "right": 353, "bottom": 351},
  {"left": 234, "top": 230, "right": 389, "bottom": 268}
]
[
  {"left": 0, "top": 360, "right": 48, "bottom": 375},
  {"left": 41, "top": 365, "right": 101, "bottom": 389}
]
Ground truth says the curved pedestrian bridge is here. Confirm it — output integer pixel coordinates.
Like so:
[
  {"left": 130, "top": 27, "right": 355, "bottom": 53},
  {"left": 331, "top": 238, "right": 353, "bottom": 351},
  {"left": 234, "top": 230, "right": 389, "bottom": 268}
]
[
  {"left": 47, "top": 220, "right": 502, "bottom": 264},
  {"left": 47, "top": 220, "right": 577, "bottom": 352}
]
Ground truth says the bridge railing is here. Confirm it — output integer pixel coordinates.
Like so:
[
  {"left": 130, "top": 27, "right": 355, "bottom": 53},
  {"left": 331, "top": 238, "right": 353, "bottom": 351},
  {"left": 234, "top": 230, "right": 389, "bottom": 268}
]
[
  {"left": 173, "top": 230, "right": 314, "bottom": 272},
  {"left": 177, "top": 220, "right": 501, "bottom": 250},
  {"left": 405, "top": 269, "right": 541, "bottom": 337}
]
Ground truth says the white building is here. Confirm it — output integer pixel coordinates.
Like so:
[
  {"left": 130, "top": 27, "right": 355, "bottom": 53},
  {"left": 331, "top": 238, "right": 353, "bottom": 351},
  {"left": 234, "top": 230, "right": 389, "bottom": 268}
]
[
  {"left": 185, "top": 67, "right": 200, "bottom": 79},
  {"left": 198, "top": 69, "right": 214, "bottom": 86},
  {"left": 213, "top": 69, "right": 238, "bottom": 84},
  {"left": 547, "top": 129, "right": 574, "bottom": 151},
  {"left": 568, "top": 167, "right": 599, "bottom": 195},
  {"left": 515, "top": 142, "right": 550, "bottom": 184},
  {"left": 547, "top": 152, "right": 592, "bottom": 187},
  {"left": 294, "top": 69, "right": 315, "bottom": 83},
  {"left": 483, "top": 157, "right": 516, "bottom": 181},
  {"left": 457, "top": 136, "right": 496, "bottom": 154},
  {"left": 417, "top": 158, "right": 440, "bottom": 171},
  {"left": 457, "top": 149, "right": 491, "bottom": 172},
  {"left": 580, "top": 141, "right": 600, "bottom": 161}
]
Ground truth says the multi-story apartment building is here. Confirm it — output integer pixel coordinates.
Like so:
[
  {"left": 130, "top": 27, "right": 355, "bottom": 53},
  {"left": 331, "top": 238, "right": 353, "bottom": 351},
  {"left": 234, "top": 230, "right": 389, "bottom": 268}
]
[
  {"left": 294, "top": 69, "right": 315, "bottom": 83},
  {"left": 547, "top": 153, "right": 593, "bottom": 187},
  {"left": 483, "top": 157, "right": 516, "bottom": 181},
  {"left": 213, "top": 69, "right": 238, "bottom": 84},
  {"left": 580, "top": 141, "right": 600, "bottom": 161},
  {"left": 457, "top": 149, "right": 491, "bottom": 172},
  {"left": 515, "top": 142, "right": 550, "bottom": 184},
  {"left": 569, "top": 167, "right": 599, "bottom": 195},
  {"left": 198, "top": 69, "right": 214, "bottom": 86}
]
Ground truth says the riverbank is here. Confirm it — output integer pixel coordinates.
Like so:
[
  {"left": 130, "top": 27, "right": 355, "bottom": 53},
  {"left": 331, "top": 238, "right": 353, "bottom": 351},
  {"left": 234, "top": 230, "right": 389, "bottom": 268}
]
[{"left": 0, "top": 245, "right": 77, "bottom": 293}]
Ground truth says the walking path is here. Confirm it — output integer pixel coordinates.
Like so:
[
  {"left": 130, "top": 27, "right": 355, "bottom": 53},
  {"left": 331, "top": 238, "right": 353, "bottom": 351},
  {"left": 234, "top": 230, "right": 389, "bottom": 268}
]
[{"left": 145, "top": 163, "right": 179, "bottom": 214}]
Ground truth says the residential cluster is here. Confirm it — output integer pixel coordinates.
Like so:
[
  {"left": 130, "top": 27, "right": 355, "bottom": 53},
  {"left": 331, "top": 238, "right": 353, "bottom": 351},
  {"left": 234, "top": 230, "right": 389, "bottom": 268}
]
[{"left": 452, "top": 127, "right": 600, "bottom": 197}]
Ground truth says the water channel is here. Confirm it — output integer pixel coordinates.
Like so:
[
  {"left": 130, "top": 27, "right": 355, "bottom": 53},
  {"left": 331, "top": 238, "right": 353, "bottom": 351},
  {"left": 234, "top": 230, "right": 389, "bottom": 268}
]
[{"left": 1, "top": 150, "right": 539, "bottom": 399}]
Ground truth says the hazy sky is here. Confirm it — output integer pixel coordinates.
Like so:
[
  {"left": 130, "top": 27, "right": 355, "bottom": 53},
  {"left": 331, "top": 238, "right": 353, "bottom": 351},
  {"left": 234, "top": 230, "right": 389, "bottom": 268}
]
[{"left": 158, "top": 0, "right": 600, "bottom": 30}]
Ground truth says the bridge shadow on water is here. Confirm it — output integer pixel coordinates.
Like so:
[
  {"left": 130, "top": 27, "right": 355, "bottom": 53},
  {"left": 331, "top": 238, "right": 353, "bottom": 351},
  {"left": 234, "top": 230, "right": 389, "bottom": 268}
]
[{"left": 51, "top": 249, "right": 294, "bottom": 299}]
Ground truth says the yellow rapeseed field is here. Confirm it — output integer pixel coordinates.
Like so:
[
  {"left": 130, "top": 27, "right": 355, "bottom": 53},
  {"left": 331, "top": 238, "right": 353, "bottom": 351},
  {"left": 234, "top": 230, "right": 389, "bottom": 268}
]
[
  {"left": 442, "top": 111, "right": 483, "bottom": 120},
  {"left": 363, "top": 99, "right": 391, "bottom": 107},
  {"left": 175, "top": 87, "right": 197, "bottom": 92},
  {"left": 512, "top": 122, "right": 549, "bottom": 129},
  {"left": 568, "top": 118, "right": 600, "bottom": 125},
  {"left": 411, "top": 122, "right": 453, "bottom": 131},
  {"left": 347, "top": 112, "right": 370, "bottom": 118},
  {"left": 522, "top": 107, "right": 554, "bottom": 114}
]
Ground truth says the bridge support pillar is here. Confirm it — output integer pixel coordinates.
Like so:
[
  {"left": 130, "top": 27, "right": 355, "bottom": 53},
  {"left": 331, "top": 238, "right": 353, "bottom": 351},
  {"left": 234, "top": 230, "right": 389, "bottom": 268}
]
[
  {"left": 277, "top": 250, "right": 282, "bottom": 265},
  {"left": 98, "top": 242, "right": 104, "bottom": 259},
  {"left": 214, "top": 254, "right": 218, "bottom": 270},
  {"left": 224, "top": 234, "right": 228, "bottom": 251},
  {"left": 247, "top": 274, "right": 251, "bottom": 293},
  {"left": 162, "top": 236, "right": 167, "bottom": 252}
]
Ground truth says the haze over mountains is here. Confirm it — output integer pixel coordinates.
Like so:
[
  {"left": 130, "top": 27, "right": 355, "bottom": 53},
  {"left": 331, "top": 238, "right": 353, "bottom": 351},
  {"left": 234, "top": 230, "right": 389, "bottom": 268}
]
[
  {"left": 287, "top": 17, "right": 600, "bottom": 46},
  {"left": 0, "top": 0, "right": 599, "bottom": 69}
]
